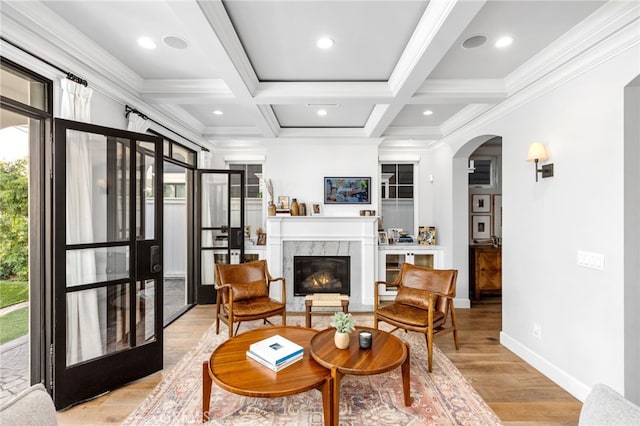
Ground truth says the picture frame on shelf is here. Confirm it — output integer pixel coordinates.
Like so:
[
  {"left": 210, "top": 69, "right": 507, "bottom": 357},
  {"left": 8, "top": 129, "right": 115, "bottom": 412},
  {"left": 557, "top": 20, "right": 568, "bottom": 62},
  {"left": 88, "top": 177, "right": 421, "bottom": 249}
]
[
  {"left": 324, "top": 177, "right": 371, "bottom": 204},
  {"left": 378, "top": 231, "right": 389, "bottom": 245},
  {"left": 417, "top": 226, "right": 436, "bottom": 245},
  {"left": 256, "top": 233, "right": 267, "bottom": 246},
  {"left": 311, "top": 203, "right": 322, "bottom": 216},
  {"left": 471, "top": 215, "right": 492, "bottom": 239},
  {"left": 277, "top": 196, "right": 289, "bottom": 209},
  {"left": 471, "top": 194, "right": 491, "bottom": 213}
]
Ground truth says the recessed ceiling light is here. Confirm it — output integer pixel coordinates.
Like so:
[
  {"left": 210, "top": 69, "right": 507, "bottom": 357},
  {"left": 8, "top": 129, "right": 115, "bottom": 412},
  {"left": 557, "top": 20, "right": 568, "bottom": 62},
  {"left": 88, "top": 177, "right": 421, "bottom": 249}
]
[
  {"left": 317, "top": 109, "right": 328, "bottom": 116},
  {"left": 316, "top": 37, "right": 334, "bottom": 49},
  {"left": 423, "top": 110, "right": 433, "bottom": 116},
  {"left": 137, "top": 36, "right": 157, "bottom": 49},
  {"left": 162, "top": 35, "right": 190, "bottom": 50},
  {"left": 495, "top": 36, "right": 514, "bottom": 48},
  {"left": 213, "top": 110, "right": 223, "bottom": 115},
  {"left": 462, "top": 35, "right": 487, "bottom": 49}
]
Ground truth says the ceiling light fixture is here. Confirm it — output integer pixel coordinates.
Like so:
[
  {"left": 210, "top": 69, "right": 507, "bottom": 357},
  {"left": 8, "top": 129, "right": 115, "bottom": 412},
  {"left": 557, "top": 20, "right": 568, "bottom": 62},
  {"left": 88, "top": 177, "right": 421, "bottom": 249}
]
[
  {"left": 137, "top": 36, "right": 157, "bottom": 49},
  {"left": 423, "top": 110, "right": 433, "bottom": 116},
  {"left": 495, "top": 36, "right": 514, "bottom": 48},
  {"left": 213, "top": 110, "right": 223, "bottom": 115},
  {"left": 162, "top": 35, "right": 190, "bottom": 50},
  {"left": 462, "top": 35, "right": 487, "bottom": 49},
  {"left": 317, "top": 109, "right": 328, "bottom": 117},
  {"left": 316, "top": 37, "right": 335, "bottom": 49}
]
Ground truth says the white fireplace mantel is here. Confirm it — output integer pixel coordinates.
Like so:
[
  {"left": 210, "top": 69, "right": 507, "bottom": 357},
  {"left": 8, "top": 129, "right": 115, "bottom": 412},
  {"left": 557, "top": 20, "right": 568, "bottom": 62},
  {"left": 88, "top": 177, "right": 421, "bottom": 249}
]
[{"left": 265, "top": 216, "right": 378, "bottom": 311}]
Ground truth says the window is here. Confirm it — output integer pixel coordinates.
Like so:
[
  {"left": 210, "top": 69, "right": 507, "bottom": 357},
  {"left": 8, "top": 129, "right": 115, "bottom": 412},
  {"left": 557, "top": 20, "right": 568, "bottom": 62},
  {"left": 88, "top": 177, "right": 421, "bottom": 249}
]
[
  {"left": 468, "top": 157, "right": 495, "bottom": 187},
  {"left": 228, "top": 163, "right": 263, "bottom": 241},
  {"left": 380, "top": 163, "right": 415, "bottom": 235}
]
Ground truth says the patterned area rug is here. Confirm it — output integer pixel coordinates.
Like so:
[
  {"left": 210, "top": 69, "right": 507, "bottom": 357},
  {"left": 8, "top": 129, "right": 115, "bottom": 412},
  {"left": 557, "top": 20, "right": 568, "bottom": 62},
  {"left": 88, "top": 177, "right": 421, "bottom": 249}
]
[{"left": 123, "top": 315, "right": 501, "bottom": 425}]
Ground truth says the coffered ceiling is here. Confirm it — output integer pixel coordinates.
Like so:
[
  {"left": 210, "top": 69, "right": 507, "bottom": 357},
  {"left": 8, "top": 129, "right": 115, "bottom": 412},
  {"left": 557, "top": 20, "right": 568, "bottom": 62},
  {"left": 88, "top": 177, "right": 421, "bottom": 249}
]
[{"left": 2, "top": 0, "right": 608, "bottom": 147}]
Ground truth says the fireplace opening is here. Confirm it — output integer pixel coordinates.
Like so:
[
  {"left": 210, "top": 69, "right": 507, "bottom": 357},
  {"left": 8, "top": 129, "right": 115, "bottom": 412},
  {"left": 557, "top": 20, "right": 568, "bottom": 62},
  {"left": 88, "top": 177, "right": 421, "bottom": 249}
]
[{"left": 294, "top": 256, "right": 350, "bottom": 296}]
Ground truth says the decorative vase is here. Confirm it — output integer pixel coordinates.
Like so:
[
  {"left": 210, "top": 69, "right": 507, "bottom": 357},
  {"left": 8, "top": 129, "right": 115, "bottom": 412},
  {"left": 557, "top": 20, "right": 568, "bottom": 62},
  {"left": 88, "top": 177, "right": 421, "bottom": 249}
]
[
  {"left": 299, "top": 202, "right": 307, "bottom": 216},
  {"left": 291, "top": 198, "right": 299, "bottom": 216},
  {"left": 334, "top": 331, "right": 350, "bottom": 349},
  {"left": 268, "top": 202, "right": 276, "bottom": 216}
]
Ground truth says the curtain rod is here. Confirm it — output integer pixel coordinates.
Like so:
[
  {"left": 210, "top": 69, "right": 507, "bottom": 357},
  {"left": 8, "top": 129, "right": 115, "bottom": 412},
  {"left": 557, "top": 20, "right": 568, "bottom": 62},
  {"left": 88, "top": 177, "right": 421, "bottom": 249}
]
[
  {"left": 1, "top": 36, "right": 87, "bottom": 86},
  {"left": 125, "top": 105, "right": 209, "bottom": 152}
]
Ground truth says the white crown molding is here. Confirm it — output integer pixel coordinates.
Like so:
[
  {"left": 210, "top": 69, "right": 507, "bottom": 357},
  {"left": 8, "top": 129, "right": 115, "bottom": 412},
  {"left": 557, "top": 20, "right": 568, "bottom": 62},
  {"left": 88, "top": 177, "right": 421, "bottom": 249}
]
[
  {"left": 438, "top": 11, "right": 640, "bottom": 150},
  {"left": 253, "top": 82, "right": 393, "bottom": 104},
  {"left": 382, "top": 126, "right": 442, "bottom": 139},
  {"left": 196, "top": 0, "right": 259, "bottom": 95},
  {"left": 1, "top": 2, "right": 143, "bottom": 93},
  {"left": 203, "top": 126, "right": 264, "bottom": 137},
  {"left": 439, "top": 104, "right": 494, "bottom": 137},
  {"left": 412, "top": 79, "right": 507, "bottom": 104},
  {"left": 255, "top": 104, "right": 280, "bottom": 138},
  {"left": 378, "top": 139, "right": 439, "bottom": 151},
  {"left": 506, "top": 1, "right": 640, "bottom": 94},
  {"left": 277, "top": 127, "right": 369, "bottom": 139},
  {"left": 141, "top": 79, "right": 231, "bottom": 94}
]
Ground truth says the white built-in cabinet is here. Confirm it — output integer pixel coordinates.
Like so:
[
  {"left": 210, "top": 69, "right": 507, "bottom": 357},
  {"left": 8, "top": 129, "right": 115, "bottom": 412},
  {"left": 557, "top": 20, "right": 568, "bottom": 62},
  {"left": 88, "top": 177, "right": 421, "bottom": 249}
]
[{"left": 377, "top": 245, "right": 444, "bottom": 299}]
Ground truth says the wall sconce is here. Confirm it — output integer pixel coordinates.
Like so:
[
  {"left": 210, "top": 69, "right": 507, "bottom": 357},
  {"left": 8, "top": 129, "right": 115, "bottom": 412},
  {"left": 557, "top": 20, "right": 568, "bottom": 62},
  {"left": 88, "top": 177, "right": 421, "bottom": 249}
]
[{"left": 526, "top": 142, "right": 554, "bottom": 182}]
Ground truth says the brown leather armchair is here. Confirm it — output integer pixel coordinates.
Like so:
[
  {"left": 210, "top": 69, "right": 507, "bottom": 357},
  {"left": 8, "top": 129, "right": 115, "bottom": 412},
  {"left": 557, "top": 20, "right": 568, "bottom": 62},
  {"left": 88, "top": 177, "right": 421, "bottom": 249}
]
[
  {"left": 215, "top": 260, "right": 286, "bottom": 338},
  {"left": 374, "top": 263, "right": 459, "bottom": 372}
]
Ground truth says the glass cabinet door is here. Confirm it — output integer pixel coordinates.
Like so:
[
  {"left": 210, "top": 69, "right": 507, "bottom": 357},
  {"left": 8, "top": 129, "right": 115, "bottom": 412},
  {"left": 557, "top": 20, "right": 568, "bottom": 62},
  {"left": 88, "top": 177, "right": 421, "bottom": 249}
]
[
  {"left": 385, "top": 253, "right": 406, "bottom": 283},
  {"left": 412, "top": 253, "right": 434, "bottom": 269}
]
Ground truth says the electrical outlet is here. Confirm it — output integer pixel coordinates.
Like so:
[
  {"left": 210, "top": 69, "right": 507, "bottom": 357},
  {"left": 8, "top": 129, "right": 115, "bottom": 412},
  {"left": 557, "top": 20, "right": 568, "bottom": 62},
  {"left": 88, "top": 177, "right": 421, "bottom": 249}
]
[
  {"left": 577, "top": 250, "right": 605, "bottom": 270},
  {"left": 533, "top": 323, "right": 542, "bottom": 339}
]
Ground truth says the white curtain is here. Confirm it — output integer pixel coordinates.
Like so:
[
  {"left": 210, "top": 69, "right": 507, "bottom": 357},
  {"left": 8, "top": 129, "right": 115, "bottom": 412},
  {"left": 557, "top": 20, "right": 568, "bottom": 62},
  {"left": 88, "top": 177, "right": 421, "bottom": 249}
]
[
  {"left": 127, "top": 113, "right": 149, "bottom": 133},
  {"left": 60, "top": 78, "right": 105, "bottom": 364}
]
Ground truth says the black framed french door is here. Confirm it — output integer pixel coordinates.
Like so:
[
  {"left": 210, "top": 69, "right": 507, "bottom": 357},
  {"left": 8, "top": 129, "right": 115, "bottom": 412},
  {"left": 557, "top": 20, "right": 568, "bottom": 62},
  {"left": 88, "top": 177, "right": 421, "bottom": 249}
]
[
  {"left": 51, "top": 119, "right": 163, "bottom": 409},
  {"left": 195, "top": 169, "right": 244, "bottom": 304}
]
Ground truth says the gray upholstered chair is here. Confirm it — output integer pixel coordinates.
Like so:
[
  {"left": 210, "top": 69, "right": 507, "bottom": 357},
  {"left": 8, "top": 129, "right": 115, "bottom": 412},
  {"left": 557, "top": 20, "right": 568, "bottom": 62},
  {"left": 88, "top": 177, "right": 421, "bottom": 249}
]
[
  {"left": 0, "top": 383, "right": 57, "bottom": 425},
  {"left": 579, "top": 383, "right": 640, "bottom": 425}
]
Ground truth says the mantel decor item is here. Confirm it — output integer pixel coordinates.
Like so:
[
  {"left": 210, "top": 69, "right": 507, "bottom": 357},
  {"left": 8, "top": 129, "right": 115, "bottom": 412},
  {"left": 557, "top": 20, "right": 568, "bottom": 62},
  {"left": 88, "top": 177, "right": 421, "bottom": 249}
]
[
  {"left": 330, "top": 311, "right": 355, "bottom": 349},
  {"left": 324, "top": 177, "right": 371, "bottom": 204},
  {"left": 290, "top": 198, "right": 299, "bottom": 216}
]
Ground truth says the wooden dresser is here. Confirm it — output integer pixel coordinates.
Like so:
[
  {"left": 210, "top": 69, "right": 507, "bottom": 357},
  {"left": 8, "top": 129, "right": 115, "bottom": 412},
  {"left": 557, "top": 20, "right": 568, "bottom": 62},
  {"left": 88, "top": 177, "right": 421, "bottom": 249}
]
[{"left": 469, "top": 245, "right": 502, "bottom": 301}]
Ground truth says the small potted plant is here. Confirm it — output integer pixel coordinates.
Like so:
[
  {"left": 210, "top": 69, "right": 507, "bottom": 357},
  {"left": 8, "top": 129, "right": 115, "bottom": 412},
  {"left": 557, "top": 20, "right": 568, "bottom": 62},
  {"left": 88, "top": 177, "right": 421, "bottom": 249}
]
[{"left": 330, "top": 311, "right": 356, "bottom": 349}]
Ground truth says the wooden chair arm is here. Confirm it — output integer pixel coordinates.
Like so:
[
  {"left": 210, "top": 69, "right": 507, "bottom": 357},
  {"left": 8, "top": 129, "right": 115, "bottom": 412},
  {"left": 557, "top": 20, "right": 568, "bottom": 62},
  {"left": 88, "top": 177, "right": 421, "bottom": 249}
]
[
  {"left": 374, "top": 280, "right": 397, "bottom": 310},
  {"left": 267, "top": 277, "right": 287, "bottom": 305}
]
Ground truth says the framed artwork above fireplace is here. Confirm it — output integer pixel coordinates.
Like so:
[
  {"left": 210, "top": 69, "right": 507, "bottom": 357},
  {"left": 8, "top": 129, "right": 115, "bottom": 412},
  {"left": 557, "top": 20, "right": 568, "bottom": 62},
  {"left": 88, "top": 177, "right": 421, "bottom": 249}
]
[{"left": 324, "top": 177, "right": 371, "bottom": 204}]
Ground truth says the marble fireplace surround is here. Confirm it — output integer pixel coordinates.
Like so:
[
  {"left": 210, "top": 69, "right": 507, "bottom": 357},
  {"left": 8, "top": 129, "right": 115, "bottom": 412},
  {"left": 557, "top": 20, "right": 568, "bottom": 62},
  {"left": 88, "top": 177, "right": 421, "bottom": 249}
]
[{"left": 265, "top": 216, "right": 378, "bottom": 312}]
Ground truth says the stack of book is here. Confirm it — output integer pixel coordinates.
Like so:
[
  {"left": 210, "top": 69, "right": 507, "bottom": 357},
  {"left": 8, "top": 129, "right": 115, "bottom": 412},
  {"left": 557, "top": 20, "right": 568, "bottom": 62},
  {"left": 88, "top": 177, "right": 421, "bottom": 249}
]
[{"left": 246, "top": 335, "right": 304, "bottom": 372}]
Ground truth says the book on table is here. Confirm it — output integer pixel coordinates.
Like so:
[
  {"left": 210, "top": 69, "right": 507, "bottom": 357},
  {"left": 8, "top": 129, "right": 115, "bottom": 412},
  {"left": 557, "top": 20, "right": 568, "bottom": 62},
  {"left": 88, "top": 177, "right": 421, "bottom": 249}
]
[
  {"left": 246, "top": 350, "right": 303, "bottom": 372},
  {"left": 247, "top": 334, "right": 304, "bottom": 367}
]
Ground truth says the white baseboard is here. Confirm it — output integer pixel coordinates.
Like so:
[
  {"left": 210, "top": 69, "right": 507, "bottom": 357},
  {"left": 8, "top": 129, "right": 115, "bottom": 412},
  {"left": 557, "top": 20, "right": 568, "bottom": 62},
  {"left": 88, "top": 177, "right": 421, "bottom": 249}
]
[
  {"left": 455, "top": 297, "right": 471, "bottom": 309},
  {"left": 500, "top": 331, "right": 591, "bottom": 402}
]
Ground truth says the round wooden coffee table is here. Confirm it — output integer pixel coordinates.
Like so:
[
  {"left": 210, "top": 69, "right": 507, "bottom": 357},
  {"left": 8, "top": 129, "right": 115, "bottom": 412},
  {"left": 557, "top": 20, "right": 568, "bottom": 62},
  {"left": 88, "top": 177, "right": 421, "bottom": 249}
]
[
  {"left": 203, "top": 326, "right": 332, "bottom": 424},
  {"left": 310, "top": 326, "right": 411, "bottom": 425}
]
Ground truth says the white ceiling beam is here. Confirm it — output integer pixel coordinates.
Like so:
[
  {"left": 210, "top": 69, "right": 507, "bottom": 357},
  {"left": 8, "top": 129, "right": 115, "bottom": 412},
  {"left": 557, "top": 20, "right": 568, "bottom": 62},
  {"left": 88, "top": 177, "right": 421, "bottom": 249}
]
[
  {"left": 411, "top": 79, "right": 507, "bottom": 104},
  {"left": 192, "top": 0, "right": 276, "bottom": 137},
  {"left": 382, "top": 126, "right": 442, "bottom": 139},
  {"left": 367, "top": 0, "right": 486, "bottom": 137},
  {"left": 253, "top": 82, "right": 393, "bottom": 104}
]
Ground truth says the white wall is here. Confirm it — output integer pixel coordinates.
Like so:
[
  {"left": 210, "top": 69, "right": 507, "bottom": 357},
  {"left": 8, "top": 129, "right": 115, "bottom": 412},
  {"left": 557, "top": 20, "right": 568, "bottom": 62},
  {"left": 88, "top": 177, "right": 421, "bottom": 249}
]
[
  {"left": 264, "top": 139, "right": 380, "bottom": 218},
  {"left": 435, "top": 40, "right": 639, "bottom": 401}
]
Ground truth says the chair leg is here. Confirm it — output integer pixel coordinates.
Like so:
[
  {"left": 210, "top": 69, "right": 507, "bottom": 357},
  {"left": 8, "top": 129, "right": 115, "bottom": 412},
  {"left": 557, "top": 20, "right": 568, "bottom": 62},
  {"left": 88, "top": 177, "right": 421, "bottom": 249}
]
[
  {"left": 449, "top": 301, "right": 460, "bottom": 350},
  {"left": 282, "top": 311, "right": 286, "bottom": 326},
  {"left": 425, "top": 333, "right": 433, "bottom": 373},
  {"left": 373, "top": 313, "right": 378, "bottom": 329},
  {"left": 233, "top": 321, "right": 242, "bottom": 337}
]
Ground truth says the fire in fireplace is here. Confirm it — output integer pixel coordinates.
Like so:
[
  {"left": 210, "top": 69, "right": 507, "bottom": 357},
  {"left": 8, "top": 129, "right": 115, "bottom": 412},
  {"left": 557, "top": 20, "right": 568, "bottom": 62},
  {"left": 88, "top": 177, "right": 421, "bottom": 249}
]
[{"left": 294, "top": 256, "right": 350, "bottom": 296}]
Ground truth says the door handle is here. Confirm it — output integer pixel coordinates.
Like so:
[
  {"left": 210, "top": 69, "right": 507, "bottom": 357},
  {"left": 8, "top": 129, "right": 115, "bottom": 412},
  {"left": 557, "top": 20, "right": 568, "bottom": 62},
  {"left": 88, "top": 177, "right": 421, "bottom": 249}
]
[{"left": 150, "top": 245, "right": 162, "bottom": 273}]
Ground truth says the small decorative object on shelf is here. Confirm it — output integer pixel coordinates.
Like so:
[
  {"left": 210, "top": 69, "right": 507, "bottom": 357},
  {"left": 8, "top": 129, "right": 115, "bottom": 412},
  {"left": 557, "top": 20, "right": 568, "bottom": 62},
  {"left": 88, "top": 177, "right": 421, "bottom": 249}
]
[
  {"left": 291, "top": 198, "right": 299, "bottom": 216},
  {"left": 299, "top": 202, "right": 307, "bottom": 216},
  {"left": 330, "top": 311, "right": 355, "bottom": 349},
  {"left": 266, "top": 179, "right": 276, "bottom": 216}
]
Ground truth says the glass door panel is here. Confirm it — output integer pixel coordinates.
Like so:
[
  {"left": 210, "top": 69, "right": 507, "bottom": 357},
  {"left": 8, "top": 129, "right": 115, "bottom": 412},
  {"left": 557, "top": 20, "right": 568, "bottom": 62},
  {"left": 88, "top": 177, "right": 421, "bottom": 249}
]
[
  {"left": 196, "top": 170, "right": 244, "bottom": 304},
  {"left": 53, "top": 119, "right": 163, "bottom": 409},
  {"left": 413, "top": 254, "right": 434, "bottom": 269}
]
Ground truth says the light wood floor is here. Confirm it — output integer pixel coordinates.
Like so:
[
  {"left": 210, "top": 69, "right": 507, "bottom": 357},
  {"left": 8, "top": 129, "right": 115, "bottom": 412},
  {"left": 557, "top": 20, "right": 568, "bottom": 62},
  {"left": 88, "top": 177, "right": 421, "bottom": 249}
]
[{"left": 56, "top": 298, "right": 582, "bottom": 425}]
